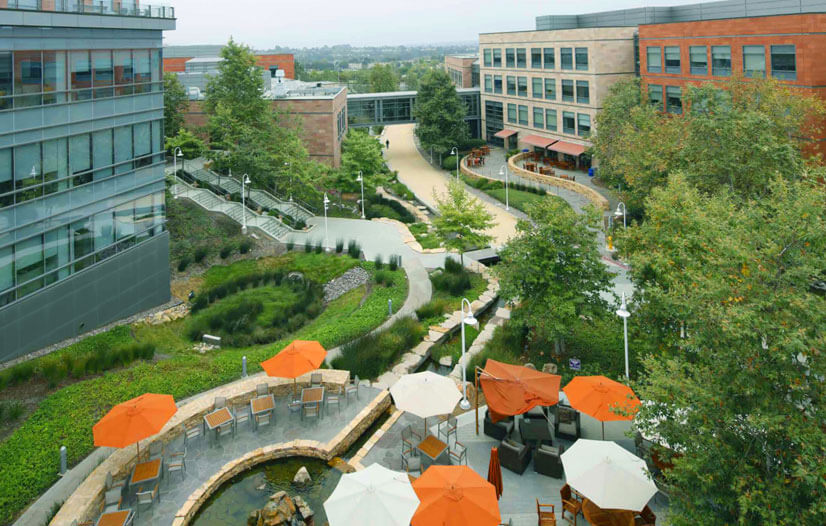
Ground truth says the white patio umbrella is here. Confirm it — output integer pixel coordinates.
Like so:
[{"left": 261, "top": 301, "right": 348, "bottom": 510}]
[
  {"left": 561, "top": 439, "right": 658, "bottom": 511},
  {"left": 324, "top": 463, "right": 420, "bottom": 526},
  {"left": 390, "top": 371, "right": 462, "bottom": 433}
]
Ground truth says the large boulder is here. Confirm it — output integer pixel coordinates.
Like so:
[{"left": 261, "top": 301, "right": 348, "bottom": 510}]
[
  {"left": 292, "top": 466, "right": 312, "bottom": 486},
  {"left": 247, "top": 490, "right": 314, "bottom": 526}
]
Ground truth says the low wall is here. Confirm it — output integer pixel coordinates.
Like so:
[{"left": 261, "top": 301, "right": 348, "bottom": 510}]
[
  {"left": 50, "top": 369, "right": 355, "bottom": 526},
  {"left": 461, "top": 154, "right": 609, "bottom": 211}
]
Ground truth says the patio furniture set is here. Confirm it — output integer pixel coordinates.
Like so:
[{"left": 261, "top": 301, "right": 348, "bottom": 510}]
[
  {"left": 400, "top": 416, "right": 466, "bottom": 476},
  {"left": 466, "top": 146, "right": 490, "bottom": 168}
]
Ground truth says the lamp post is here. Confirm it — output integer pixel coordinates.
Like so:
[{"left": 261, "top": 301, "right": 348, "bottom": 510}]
[
  {"left": 356, "top": 171, "right": 365, "bottom": 219},
  {"left": 241, "top": 174, "right": 251, "bottom": 235},
  {"left": 285, "top": 161, "right": 292, "bottom": 202},
  {"left": 323, "top": 193, "right": 330, "bottom": 249},
  {"left": 450, "top": 146, "right": 459, "bottom": 181},
  {"left": 499, "top": 164, "right": 509, "bottom": 211},
  {"left": 616, "top": 293, "right": 630, "bottom": 380},
  {"left": 172, "top": 147, "right": 183, "bottom": 199},
  {"left": 614, "top": 202, "right": 627, "bottom": 229},
  {"left": 459, "top": 297, "right": 478, "bottom": 410}
]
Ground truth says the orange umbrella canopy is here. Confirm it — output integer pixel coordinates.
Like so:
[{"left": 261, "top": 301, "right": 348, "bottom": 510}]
[
  {"left": 487, "top": 447, "right": 503, "bottom": 500},
  {"left": 480, "top": 359, "right": 561, "bottom": 422},
  {"left": 261, "top": 340, "right": 327, "bottom": 378},
  {"left": 93, "top": 393, "right": 177, "bottom": 449},
  {"left": 412, "top": 465, "right": 501, "bottom": 526},
  {"left": 563, "top": 376, "right": 641, "bottom": 422}
]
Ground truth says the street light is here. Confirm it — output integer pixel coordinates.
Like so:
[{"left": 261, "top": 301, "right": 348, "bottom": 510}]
[
  {"left": 614, "top": 202, "right": 627, "bottom": 229},
  {"left": 450, "top": 146, "right": 459, "bottom": 181},
  {"left": 356, "top": 171, "right": 365, "bottom": 219},
  {"left": 459, "top": 297, "right": 478, "bottom": 410},
  {"left": 284, "top": 161, "right": 293, "bottom": 202},
  {"left": 499, "top": 164, "right": 509, "bottom": 211},
  {"left": 323, "top": 193, "right": 330, "bottom": 249},
  {"left": 172, "top": 148, "right": 183, "bottom": 199},
  {"left": 241, "top": 174, "right": 251, "bottom": 235},
  {"left": 616, "top": 293, "right": 631, "bottom": 380}
]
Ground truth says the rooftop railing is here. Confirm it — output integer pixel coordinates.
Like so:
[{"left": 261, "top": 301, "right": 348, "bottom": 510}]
[{"left": 0, "top": 0, "right": 175, "bottom": 19}]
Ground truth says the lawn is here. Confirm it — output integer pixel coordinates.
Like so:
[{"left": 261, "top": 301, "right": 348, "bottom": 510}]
[
  {"left": 408, "top": 223, "right": 442, "bottom": 250},
  {"left": 485, "top": 188, "right": 569, "bottom": 214},
  {"left": 0, "top": 252, "right": 408, "bottom": 524}
]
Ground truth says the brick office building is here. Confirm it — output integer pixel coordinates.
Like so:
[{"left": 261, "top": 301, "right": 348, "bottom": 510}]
[
  {"left": 163, "top": 45, "right": 295, "bottom": 79},
  {"left": 445, "top": 54, "right": 479, "bottom": 89}
]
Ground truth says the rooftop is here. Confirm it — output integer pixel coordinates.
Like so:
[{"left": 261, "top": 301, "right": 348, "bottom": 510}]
[
  {"left": 267, "top": 79, "right": 345, "bottom": 100},
  {"left": 0, "top": 0, "right": 175, "bottom": 19}
]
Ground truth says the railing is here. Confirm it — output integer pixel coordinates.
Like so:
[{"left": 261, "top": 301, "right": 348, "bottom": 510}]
[{"left": 0, "top": 0, "right": 175, "bottom": 18}]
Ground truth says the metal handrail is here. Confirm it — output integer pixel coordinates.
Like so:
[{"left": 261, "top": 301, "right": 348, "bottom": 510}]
[{"left": 1, "top": 0, "right": 175, "bottom": 18}]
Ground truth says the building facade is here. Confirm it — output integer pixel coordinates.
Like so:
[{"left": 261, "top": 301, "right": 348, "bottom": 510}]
[
  {"left": 0, "top": 2, "right": 175, "bottom": 362},
  {"left": 445, "top": 54, "right": 479, "bottom": 89},
  {"left": 479, "top": 27, "right": 637, "bottom": 164},
  {"left": 163, "top": 45, "right": 295, "bottom": 79}
]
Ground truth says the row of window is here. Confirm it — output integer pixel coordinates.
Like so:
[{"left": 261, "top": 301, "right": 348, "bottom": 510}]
[
  {"left": 647, "top": 85, "right": 683, "bottom": 115},
  {"left": 505, "top": 103, "right": 591, "bottom": 137},
  {"left": 0, "top": 120, "right": 163, "bottom": 208},
  {"left": 483, "top": 47, "right": 588, "bottom": 71},
  {"left": 646, "top": 44, "right": 796, "bottom": 80},
  {"left": 483, "top": 75, "right": 590, "bottom": 104},
  {"left": 0, "top": 191, "right": 165, "bottom": 306},
  {"left": 0, "top": 49, "right": 163, "bottom": 111}
]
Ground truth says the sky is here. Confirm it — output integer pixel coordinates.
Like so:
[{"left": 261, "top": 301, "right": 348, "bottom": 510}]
[{"left": 163, "top": 0, "right": 701, "bottom": 49}]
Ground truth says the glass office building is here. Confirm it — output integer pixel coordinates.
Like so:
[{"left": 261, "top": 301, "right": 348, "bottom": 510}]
[{"left": 0, "top": 2, "right": 175, "bottom": 362}]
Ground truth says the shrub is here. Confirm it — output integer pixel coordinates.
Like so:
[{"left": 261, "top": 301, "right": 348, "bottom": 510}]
[
  {"left": 177, "top": 257, "right": 191, "bottom": 272},
  {"left": 294, "top": 219, "right": 307, "bottom": 230},
  {"left": 41, "top": 360, "right": 68, "bottom": 388},
  {"left": 8, "top": 361, "right": 35, "bottom": 386},
  {"left": 331, "top": 317, "right": 425, "bottom": 379},
  {"left": 335, "top": 239, "right": 344, "bottom": 253},
  {"left": 374, "top": 269, "right": 395, "bottom": 287},
  {"left": 347, "top": 240, "right": 361, "bottom": 259},
  {"left": 507, "top": 148, "right": 521, "bottom": 159},
  {"left": 194, "top": 246, "right": 209, "bottom": 264},
  {"left": 459, "top": 138, "right": 488, "bottom": 151},
  {"left": 286, "top": 239, "right": 295, "bottom": 251},
  {"left": 374, "top": 254, "right": 384, "bottom": 269},
  {"left": 314, "top": 240, "right": 323, "bottom": 254},
  {"left": 441, "top": 154, "right": 459, "bottom": 171},
  {"left": 1, "top": 401, "right": 24, "bottom": 422},
  {"left": 305, "top": 241, "right": 314, "bottom": 253},
  {"left": 388, "top": 255, "right": 400, "bottom": 271},
  {"left": 219, "top": 244, "right": 234, "bottom": 259},
  {"left": 432, "top": 270, "right": 471, "bottom": 296},
  {"left": 444, "top": 257, "right": 463, "bottom": 275},
  {"left": 415, "top": 298, "right": 453, "bottom": 322},
  {"left": 239, "top": 239, "right": 254, "bottom": 254}
]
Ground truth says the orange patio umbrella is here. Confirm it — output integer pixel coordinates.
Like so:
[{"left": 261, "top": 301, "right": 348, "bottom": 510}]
[
  {"left": 93, "top": 393, "right": 177, "bottom": 456},
  {"left": 563, "top": 376, "right": 641, "bottom": 439},
  {"left": 480, "top": 359, "right": 561, "bottom": 422},
  {"left": 412, "top": 465, "right": 501, "bottom": 526},
  {"left": 261, "top": 340, "right": 327, "bottom": 391},
  {"left": 487, "top": 447, "right": 503, "bottom": 500}
]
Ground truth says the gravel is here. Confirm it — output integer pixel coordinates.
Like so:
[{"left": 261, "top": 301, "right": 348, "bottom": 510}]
[{"left": 323, "top": 266, "right": 370, "bottom": 303}]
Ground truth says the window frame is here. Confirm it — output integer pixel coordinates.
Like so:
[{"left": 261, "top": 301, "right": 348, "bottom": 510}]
[
  {"left": 562, "top": 111, "right": 575, "bottom": 135},
  {"left": 575, "top": 47, "right": 588, "bottom": 71},
  {"left": 689, "top": 46, "right": 708, "bottom": 75},
  {"left": 560, "top": 48, "right": 573, "bottom": 70},
  {"left": 543, "top": 48, "right": 555, "bottom": 69},
  {"left": 664, "top": 46, "right": 681, "bottom": 74},
  {"left": 742, "top": 45, "right": 766, "bottom": 78},
  {"left": 561, "top": 79, "right": 574, "bottom": 102},
  {"left": 533, "top": 106, "right": 544, "bottom": 129},
  {"left": 647, "top": 47, "right": 662, "bottom": 73},
  {"left": 575, "top": 80, "right": 589, "bottom": 104},
  {"left": 711, "top": 46, "right": 732, "bottom": 77},
  {"left": 666, "top": 85, "right": 683, "bottom": 114},
  {"left": 531, "top": 48, "right": 542, "bottom": 69},
  {"left": 505, "top": 48, "right": 515, "bottom": 68},
  {"left": 771, "top": 45, "right": 797, "bottom": 80}
]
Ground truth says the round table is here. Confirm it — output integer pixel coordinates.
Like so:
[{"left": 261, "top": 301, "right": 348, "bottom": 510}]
[{"left": 581, "top": 498, "right": 636, "bottom": 526}]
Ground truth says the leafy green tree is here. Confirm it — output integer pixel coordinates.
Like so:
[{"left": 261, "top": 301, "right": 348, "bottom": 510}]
[
  {"left": 413, "top": 69, "right": 468, "bottom": 153},
  {"left": 496, "top": 198, "right": 613, "bottom": 352},
  {"left": 431, "top": 181, "right": 493, "bottom": 264},
  {"left": 163, "top": 72, "right": 188, "bottom": 137},
  {"left": 402, "top": 60, "right": 436, "bottom": 91},
  {"left": 164, "top": 129, "right": 206, "bottom": 160},
  {"left": 368, "top": 64, "right": 399, "bottom": 93},
  {"left": 626, "top": 174, "right": 826, "bottom": 525},
  {"left": 204, "top": 38, "right": 268, "bottom": 126},
  {"left": 338, "top": 129, "right": 387, "bottom": 192}
]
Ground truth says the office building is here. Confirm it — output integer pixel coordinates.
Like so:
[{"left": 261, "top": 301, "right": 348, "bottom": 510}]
[
  {"left": 0, "top": 1, "right": 175, "bottom": 362},
  {"left": 445, "top": 54, "right": 479, "bottom": 89},
  {"left": 163, "top": 45, "right": 295, "bottom": 79}
]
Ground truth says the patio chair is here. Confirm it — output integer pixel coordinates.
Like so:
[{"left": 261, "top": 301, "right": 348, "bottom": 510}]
[
  {"left": 310, "top": 372, "right": 322, "bottom": 387},
  {"left": 401, "top": 425, "right": 422, "bottom": 455},
  {"left": 401, "top": 439, "right": 422, "bottom": 474},
  {"left": 166, "top": 447, "right": 186, "bottom": 481},
  {"left": 326, "top": 387, "right": 343, "bottom": 415},
  {"left": 499, "top": 438, "right": 531, "bottom": 474},
  {"left": 541, "top": 362, "right": 558, "bottom": 374},
  {"left": 534, "top": 443, "right": 564, "bottom": 479},
  {"left": 183, "top": 422, "right": 203, "bottom": 446},
  {"left": 484, "top": 410, "right": 514, "bottom": 441},
  {"left": 303, "top": 402, "right": 320, "bottom": 421},
  {"left": 71, "top": 521, "right": 94, "bottom": 526},
  {"left": 105, "top": 471, "right": 126, "bottom": 491},
  {"left": 234, "top": 404, "right": 252, "bottom": 431},
  {"left": 536, "top": 500, "right": 557, "bottom": 525},
  {"left": 135, "top": 482, "right": 159, "bottom": 516},
  {"left": 449, "top": 441, "right": 467, "bottom": 465},
  {"left": 215, "top": 423, "right": 234, "bottom": 444},
  {"left": 555, "top": 405, "right": 581, "bottom": 441},
  {"left": 214, "top": 396, "right": 227, "bottom": 410},
  {"left": 255, "top": 411, "right": 272, "bottom": 429},
  {"left": 256, "top": 383, "right": 269, "bottom": 396},
  {"left": 288, "top": 399, "right": 302, "bottom": 418},
  {"left": 438, "top": 416, "right": 457, "bottom": 445},
  {"left": 637, "top": 505, "right": 656, "bottom": 525},
  {"left": 520, "top": 415, "right": 553, "bottom": 449},
  {"left": 147, "top": 440, "right": 163, "bottom": 460},
  {"left": 560, "top": 484, "right": 581, "bottom": 526},
  {"left": 524, "top": 362, "right": 536, "bottom": 370},
  {"left": 345, "top": 375, "right": 360, "bottom": 402},
  {"left": 102, "top": 488, "right": 122, "bottom": 512}
]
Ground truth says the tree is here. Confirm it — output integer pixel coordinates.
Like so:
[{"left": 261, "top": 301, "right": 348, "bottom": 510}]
[
  {"left": 402, "top": 60, "right": 436, "bottom": 91},
  {"left": 413, "top": 69, "right": 468, "bottom": 153},
  {"left": 163, "top": 72, "right": 188, "bottom": 138},
  {"left": 431, "top": 181, "right": 493, "bottom": 264},
  {"left": 164, "top": 129, "right": 206, "bottom": 160},
  {"left": 368, "top": 64, "right": 399, "bottom": 93},
  {"left": 337, "top": 129, "right": 388, "bottom": 192},
  {"left": 625, "top": 174, "right": 826, "bottom": 524},
  {"left": 496, "top": 198, "right": 613, "bottom": 352},
  {"left": 204, "top": 38, "right": 268, "bottom": 126}
]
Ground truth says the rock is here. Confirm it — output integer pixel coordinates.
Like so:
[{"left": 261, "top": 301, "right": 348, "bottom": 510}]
[
  {"left": 293, "top": 466, "right": 312, "bottom": 486},
  {"left": 323, "top": 267, "right": 370, "bottom": 303},
  {"left": 294, "top": 495, "right": 315, "bottom": 521},
  {"left": 328, "top": 457, "right": 356, "bottom": 473},
  {"left": 257, "top": 483, "right": 267, "bottom": 491},
  {"left": 250, "top": 491, "right": 309, "bottom": 526},
  {"left": 438, "top": 355, "right": 454, "bottom": 367}
]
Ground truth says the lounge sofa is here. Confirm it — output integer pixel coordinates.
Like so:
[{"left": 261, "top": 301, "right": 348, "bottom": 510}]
[
  {"left": 484, "top": 410, "right": 514, "bottom": 441},
  {"left": 520, "top": 414, "right": 554, "bottom": 448},
  {"left": 499, "top": 438, "right": 532, "bottom": 474},
  {"left": 534, "top": 443, "right": 564, "bottom": 478},
  {"left": 555, "top": 404, "right": 581, "bottom": 441}
]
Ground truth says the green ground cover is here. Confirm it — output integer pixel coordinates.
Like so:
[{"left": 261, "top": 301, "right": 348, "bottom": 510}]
[
  {"left": 331, "top": 317, "right": 426, "bottom": 379},
  {"left": 415, "top": 259, "right": 488, "bottom": 328},
  {"left": 485, "top": 188, "right": 569, "bottom": 214},
  {"left": 407, "top": 223, "right": 442, "bottom": 250}
]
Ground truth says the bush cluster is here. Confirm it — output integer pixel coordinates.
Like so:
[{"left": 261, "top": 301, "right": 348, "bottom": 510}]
[
  {"left": 365, "top": 194, "right": 416, "bottom": 224},
  {"left": 239, "top": 239, "right": 254, "bottom": 254},
  {"left": 462, "top": 174, "right": 547, "bottom": 196},
  {"left": 335, "top": 239, "right": 344, "bottom": 253},
  {"left": 331, "top": 317, "right": 425, "bottom": 379},
  {"left": 388, "top": 255, "right": 401, "bottom": 271},
  {"left": 415, "top": 297, "right": 453, "bottom": 323},
  {"left": 192, "top": 269, "right": 289, "bottom": 313},
  {"left": 374, "top": 269, "right": 397, "bottom": 287},
  {"left": 0, "top": 401, "right": 24, "bottom": 423},
  {"left": 432, "top": 258, "right": 472, "bottom": 296},
  {"left": 441, "top": 154, "right": 459, "bottom": 171},
  {"left": 347, "top": 240, "right": 362, "bottom": 259}
]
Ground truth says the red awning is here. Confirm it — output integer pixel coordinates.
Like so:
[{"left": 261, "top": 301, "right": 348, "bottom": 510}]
[
  {"left": 494, "top": 129, "right": 518, "bottom": 139},
  {"left": 548, "top": 140, "right": 587, "bottom": 157},
  {"left": 520, "top": 135, "right": 557, "bottom": 149}
]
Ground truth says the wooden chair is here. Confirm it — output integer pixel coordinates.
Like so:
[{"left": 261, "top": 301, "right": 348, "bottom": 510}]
[
  {"left": 166, "top": 447, "right": 186, "bottom": 481},
  {"left": 183, "top": 422, "right": 203, "bottom": 447},
  {"left": 537, "top": 500, "right": 557, "bottom": 525},
  {"left": 560, "top": 484, "right": 581, "bottom": 525},
  {"left": 135, "top": 482, "right": 159, "bottom": 516},
  {"left": 449, "top": 441, "right": 467, "bottom": 465},
  {"left": 637, "top": 505, "right": 656, "bottom": 525}
]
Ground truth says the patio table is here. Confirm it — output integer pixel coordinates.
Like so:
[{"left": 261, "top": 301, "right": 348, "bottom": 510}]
[
  {"left": 581, "top": 498, "right": 635, "bottom": 526},
  {"left": 204, "top": 407, "right": 234, "bottom": 440},
  {"left": 301, "top": 386, "right": 325, "bottom": 419},
  {"left": 130, "top": 458, "right": 162, "bottom": 488},
  {"left": 96, "top": 509, "right": 133, "bottom": 526},
  {"left": 251, "top": 394, "right": 275, "bottom": 416},
  {"left": 417, "top": 434, "right": 449, "bottom": 469}
]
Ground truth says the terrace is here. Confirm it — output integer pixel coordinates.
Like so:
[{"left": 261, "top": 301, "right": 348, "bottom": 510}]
[{"left": 0, "top": 0, "right": 175, "bottom": 18}]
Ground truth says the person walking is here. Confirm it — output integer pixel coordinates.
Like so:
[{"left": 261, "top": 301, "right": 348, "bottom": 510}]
[{"left": 385, "top": 139, "right": 390, "bottom": 150}]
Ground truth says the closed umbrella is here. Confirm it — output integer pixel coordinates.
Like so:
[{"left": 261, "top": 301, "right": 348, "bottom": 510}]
[
  {"left": 261, "top": 340, "right": 327, "bottom": 392},
  {"left": 390, "top": 371, "right": 461, "bottom": 433},
  {"left": 324, "top": 463, "right": 419, "bottom": 526},
  {"left": 412, "top": 465, "right": 501, "bottom": 526},
  {"left": 486, "top": 447, "right": 503, "bottom": 500},
  {"left": 563, "top": 375, "right": 640, "bottom": 439},
  {"left": 93, "top": 393, "right": 177, "bottom": 457},
  {"left": 561, "top": 439, "right": 657, "bottom": 512}
]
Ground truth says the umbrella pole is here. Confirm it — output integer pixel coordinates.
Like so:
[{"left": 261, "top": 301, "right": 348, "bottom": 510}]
[
  {"left": 136, "top": 441, "right": 140, "bottom": 461},
  {"left": 474, "top": 367, "right": 480, "bottom": 435},
  {"left": 602, "top": 421, "right": 605, "bottom": 440}
]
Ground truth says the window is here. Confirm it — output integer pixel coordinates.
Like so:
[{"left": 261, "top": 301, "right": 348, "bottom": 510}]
[
  {"left": 493, "top": 49, "right": 502, "bottom": 68},
  {"left": 0, "top": 245, "right": 12, "bottom": 305},
  {"left": 576, "top": 81, "right": 589, "bottom": 104},
  {"left": 150, "top": 50, "right": 161, "bottom": 90},
  {"left": 577, "top": 114, "right": 591, "bottom": 136},
  {"left": 533, "top": 107, "right": 544, "bottom": 129},
  {"left": 771, "top": 45, "right": 796, "bottom": 80},
  {"left": 114, "top": 126, "right": 133, "bottom": 174},
  {"left": 544, "top": 78, "right": 556, "bottom": 100},
  {"left": 575, "top": 48, "right": 588, "bottom": 71},
  {"left": 133, "top": 50, "right": 151, "bottom": 92},
  {"left": 543, "top": 48, "right": 555, "bottom": 69},
  {"left": 15, "top": 51, "right": 43, "bottom": 107},
  {"left": 70, "top": 134, "right": 92, "bottom": 186},
  {"left": 545, "top": 109, "right": 557, "bottom": 131},
  {"left": 531, "top": 48, "right": 542, "bottom": 68},
  {"left": 506, "top": 48, "right": 515, "bottom": 68},
  {"left": 0, "top": 148, "right": 12, "bottom": 207},
  {"left": 689, "top": 46, "right": 708, "bottom": 75},
  {"left": 44, "top": 226, "right": 70, "bottom": 284},
  {"left": 43, "top": 51, "right": 66, "bottom": 104},
  {"left": 16, "top": 235, "right": 43, "bottom": 297},
  {"left": 647, "top": 47, "right": 662, "bottom": 73},
  {"left": 666, "top": 85, "right": 682, "bottom": 114},
  {"left": 711, "top": 46, "right": 731, "bottom": 76},
  {"left": 483, "top": 49, "right": 492, "bottom": 67},
  {"left": 517, "top": 77, "right": 527, "bottom": 97},
  {"left": 561, "top": 48, "right": 573, "bottom": 70},
  {"left": 93, "top": 50, "right": 113, "bottom": 99},
  {"left": 648, "top": 84, "right": 663, "bottom": 109},
  {"left": 42, "top": 138, "right": 67, "bottom": 194},
  {"left": 493, "top": 75, "right": 502, "bottom": 94},
  {"left": 562, "top": 80, "right": 574, "bottom": 102},
  {"left": 484, "top": 75, "right": 492, "bottom": 93},
  {"left": 743, "top": 45, "right": 766, "bottom": 78},
  {"left": 92, "top": 129, "right": 113, "bottom": 180},
  {"left": 0, "top": 52, "right": 12, "bottom": 110},
  {"left": 518, "top": 105, "right": 528, "bottom": 126},
  {"left": 114, "top": 50, "right": 134, "bottom": 96},
  {"left": 532, "top": 77, "right": 543, "bottom": 98},
  {"left": 506, "top": 76, "right": 516, "bottom": 95},
  {"left": 563, "top": 111, "right": 575, "bottom": 134},
  {"left": 14, "top": 143, "right": 41, "bottom": 203},
  {"left": 507, "top": 103, "right": 517, "bottom": 123},
  {"left": 71, "top": 217, "right": 94, "bottom": 272},
  {"left": 664, "top": 46, "right": 681, "bottom": 74},
  {"left": 516, "top": 49, "right": 526, "bottom": 68},
  {"left": 70, "top": 51, "right": 92, "bottom": 100}
]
